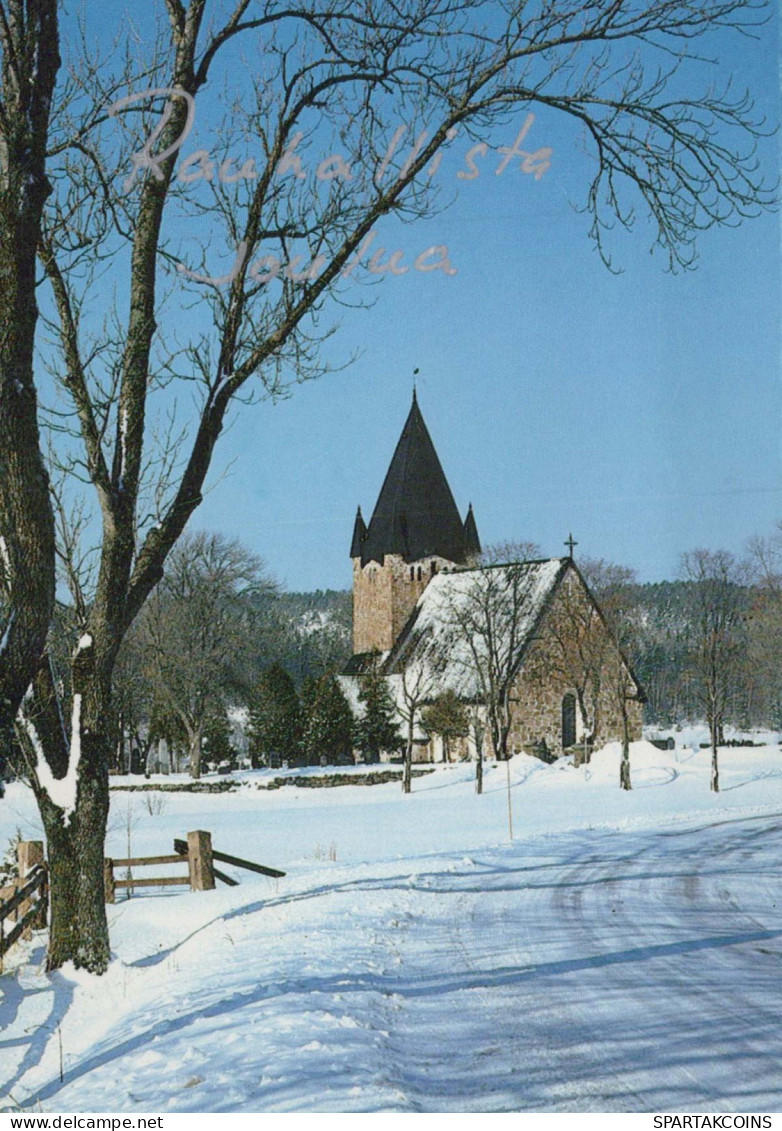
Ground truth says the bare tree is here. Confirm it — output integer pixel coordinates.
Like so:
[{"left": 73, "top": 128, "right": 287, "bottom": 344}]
[
  {"left": 681, "top": 548, "right": 749, "bottom": 791},
  {"left": 140, "top": 531, "right": 274, "bottom": 779},
  {"left": 111, "top": 624, "right": 156, "bottom": 773},
  {"left": 2, "top": 0, "right": 774, "bottom": 972},
  {"left": 534, "top": 565, "right": 611, "bottom": 754},
  {"left": 396, "top": 661, "right": 437, "bottom": 793},
  {"left": 442, "top": 561, "right": 544, "bottom": 762},
  {"left": 0, "top": 1, "right": 59, "bottom": 776},
  {"left": 746, "top": 523, "right": 782, "bottom": 728},
  {"left": 581, "top": 558, "right": 641, "bottom": 790}
]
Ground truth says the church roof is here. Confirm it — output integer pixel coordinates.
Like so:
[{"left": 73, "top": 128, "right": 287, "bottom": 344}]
[
  {"left": 377, "top": 556, "right": 645, "bottom": 705},
  {"left": 355, "top": 392, "right": 478, "bottom": 566},
  {"left": 463, "top": 504, "right": 481, "bottom": 557},
  {"left": 383, "top": 559, "right": 569, "bottom": 698},
  {"left": 350, "top": 506, "right": 367, "bottom": 559}
]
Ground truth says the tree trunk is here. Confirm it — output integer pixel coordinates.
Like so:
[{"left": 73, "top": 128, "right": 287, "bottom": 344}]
[
  {"left": 711, "top": 737, "right": 719, "bottom": 793},
  {"left": 620, "top": 700, "right": 631, "bottom": 791},
  {"left": 115, "top": 712, "right": 125, "bottom": 773},
  {"left": 620, "top": 739, "right": 631, "bottom": 790},
  {"left": 497, "top": 724, "right": 511, "bottom": 761},
  {"left": 505, "top": 755, "right": 514, "bottom": 841},
  {"left": 489, "top": 718, "right": 504, "bottom": 761},
  {"left": 471, "top": 716, "right": 485, "bottom": 794},
  {"left": 37, "top": 768, "right": 110, "bottom": 973},
  {"left": 29, "top": 658, "right": 112, "bottom": 973},
  {"left": 23, "top": 637, "right": 116, "bottom": 972},
  {"left": 402, "top": 708, "right": 415, "bottom": 793},
  {"left": 189, "top": 730, "right": 202, "bottom": 780},
  {"left": 0, "top": 1, "right": 60, "bottom": 764}
]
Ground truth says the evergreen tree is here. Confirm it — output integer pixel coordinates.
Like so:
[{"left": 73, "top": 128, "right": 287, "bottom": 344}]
[
  {"left": 248, "top": 664, "right": 302, "bottom": 768},
  {"left": 0, "top": 829, "right": 21, "bottom": 886},
  {"left": 301, "top": 674, "right": 355, "bottom": 766},
  {"left": 203, "top": 710, "right": 236, "bottom": 769},
  {"left": 421, "top": 691, "right": 469, "bottom": 762},
  {"left": 354, "top": 661, "right": 401, "bottom": 764}
]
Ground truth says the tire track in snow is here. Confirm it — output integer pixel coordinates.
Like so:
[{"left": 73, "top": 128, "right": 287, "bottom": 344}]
[
  {"left": 554, "top": 820, "right": 782, "bottom": 1110},
  {"left": 357, "top": 820, "right": 782, "bottom": 1111}
]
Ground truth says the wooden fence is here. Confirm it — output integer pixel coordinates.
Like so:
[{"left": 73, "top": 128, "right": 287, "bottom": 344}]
[
  {"left": 0, "top": 841, "right": 47, "bottom": 972},
  {"left": 104, "top": 830, "right": 284, "bottom": 900},
  {"left": 173, "top": 838, "right": 285, "bottom": 881},
  {"left": 0, "top": 832, "right": 286, "bottom": 964},
  {"left": 104, "top": 829, "right": 216, "bottom": 902}
]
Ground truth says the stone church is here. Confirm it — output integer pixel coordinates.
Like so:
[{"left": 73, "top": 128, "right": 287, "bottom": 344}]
[{"left": 343, "top": 393, "right": 644, "bottom": 762}]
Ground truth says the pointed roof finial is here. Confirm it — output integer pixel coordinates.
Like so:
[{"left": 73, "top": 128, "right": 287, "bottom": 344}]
[
  {"left": 350, "top": 505, "right": 368, "bottom": 558},
  {"left": 412, "top": 367, "right": 419, "bottom": 402},
  {"left": 464, "top": 503, "right": 481, "bottom": 556}
]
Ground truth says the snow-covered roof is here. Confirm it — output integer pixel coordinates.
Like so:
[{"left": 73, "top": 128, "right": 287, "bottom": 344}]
[{"left": 383, "top": 558, "right": 568, "bottom": 700}]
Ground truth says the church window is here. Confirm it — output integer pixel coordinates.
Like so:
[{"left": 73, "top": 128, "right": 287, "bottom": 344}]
[
  {"left": 431, "top": 560, "right": 437, "bottom": 576},
  {"left": 417, "top": 566, "right": 422, "bottom": 581},
  {"left": 410, "top": 566, "right": 414, "bottom": 581}
]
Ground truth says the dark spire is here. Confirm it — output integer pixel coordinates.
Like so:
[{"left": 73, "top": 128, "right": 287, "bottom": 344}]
[
  {"left": 350, "top": 506, "right": 367, "bottom": 558},
  {"left": 358, "top": 393, "right": 477, "bottom": 566},
  {"left": 463, "top": 503, "right": 481, "bottom": 557}
]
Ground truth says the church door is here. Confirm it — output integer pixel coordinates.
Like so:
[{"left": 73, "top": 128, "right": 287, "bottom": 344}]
[{"left": 562, "top": 693, "right": 577, "bottom": 750}]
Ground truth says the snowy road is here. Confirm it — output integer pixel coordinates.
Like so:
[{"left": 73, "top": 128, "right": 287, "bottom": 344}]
[{"left": 3, "top": 808, "right": 781, "bottom": 1113}]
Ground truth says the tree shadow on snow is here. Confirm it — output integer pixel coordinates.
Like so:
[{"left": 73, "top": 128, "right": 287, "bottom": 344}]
[
  {"left": 0, "top": 944, "right": 75, "bottom": 1109},
  {"left": 19, "top": 924, "right": 782, "bottom": 1110}
]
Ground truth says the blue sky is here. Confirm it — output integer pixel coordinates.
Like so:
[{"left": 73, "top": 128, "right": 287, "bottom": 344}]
[{"left": 69, "top": 6, "right": 782, "bottom": 593}]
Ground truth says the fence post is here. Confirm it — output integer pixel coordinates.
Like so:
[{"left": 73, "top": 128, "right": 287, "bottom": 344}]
[
  {"left": 187, "top": 830, "right": 215, "bottom": 892},
  {"left": 18, "top": 841, "right": 45, "bottom": 937},
  {"left": 104, "top": 859, "right": 116, "bottom": 904}
]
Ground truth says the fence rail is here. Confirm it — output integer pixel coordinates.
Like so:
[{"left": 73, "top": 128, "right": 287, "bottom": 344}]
[
  {"left": 173, "top": 839, "right": 285, "bottom": 880},
  {"left": 0, "top": 842, "right": 48, "bottom": 971},
  {"left": 104, "top": 830, "right": 216, "bottom": 902},
  {"left": 1, "top": 829, "right": 287, "bottom": 966},
  {"left": 111, "top": 854, "right": 184, "bottom": 867}
]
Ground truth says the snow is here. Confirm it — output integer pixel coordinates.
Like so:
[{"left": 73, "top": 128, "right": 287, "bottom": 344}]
[
  {"left": 646, "top": 721, "right": 781, "bottom": 750},
  {"left": 2, "top": 740, "right": 782, "bottom": 1113},
  {"left": 0, "top": 611, "right": 14, "bottom": 657},
  {"left": 20, "top": 696, "right": 83, "bottom": 820},
  {"left": 389, "top": 559, "right": 564, "bottom": 698}
]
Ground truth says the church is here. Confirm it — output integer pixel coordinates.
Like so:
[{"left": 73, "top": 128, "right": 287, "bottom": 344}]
[{"left": 342, "top": 393, "right": 644, "bottom": 763}]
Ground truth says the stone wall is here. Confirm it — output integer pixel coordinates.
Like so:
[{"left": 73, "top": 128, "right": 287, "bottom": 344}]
[
  {"left": 411, "top": 569, "right": 644, "bottom": 762},
  {"left": 506, "top": 576, "right": 643, "bottom": 758}
]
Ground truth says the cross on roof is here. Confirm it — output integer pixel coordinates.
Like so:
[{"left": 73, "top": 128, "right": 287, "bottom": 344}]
[{"left": 564, "top": 533, "right": 578, "bottom": 558}]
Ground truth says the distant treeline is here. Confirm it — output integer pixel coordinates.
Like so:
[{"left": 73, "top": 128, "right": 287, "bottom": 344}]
[
  {"left": 620, "top": 580, "right": 710, "bottom": 726},
  {"left": 250, "top": 588, "right": 353, "bottom": 684}
]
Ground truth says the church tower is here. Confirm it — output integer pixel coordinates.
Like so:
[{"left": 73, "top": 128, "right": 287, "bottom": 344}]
[{"left": 351, "top": 392, "right": 480, "bottom": 655}]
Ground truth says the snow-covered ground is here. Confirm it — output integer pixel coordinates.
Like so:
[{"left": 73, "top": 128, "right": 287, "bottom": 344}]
[{"left": 1, "top": 739, "right": 781, "bottom": 1113}]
